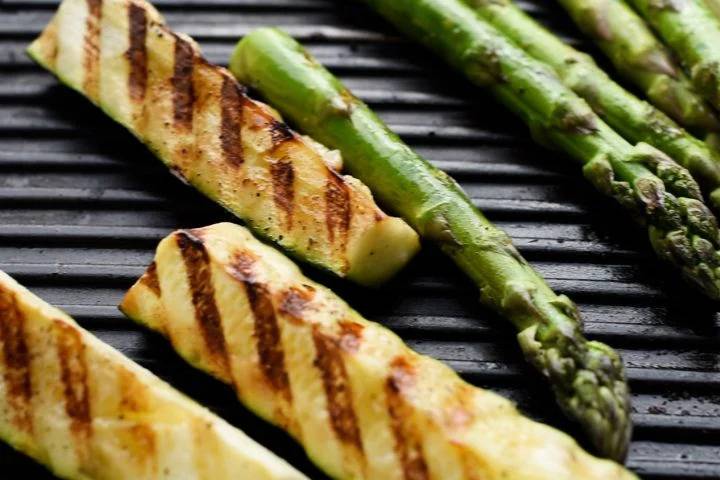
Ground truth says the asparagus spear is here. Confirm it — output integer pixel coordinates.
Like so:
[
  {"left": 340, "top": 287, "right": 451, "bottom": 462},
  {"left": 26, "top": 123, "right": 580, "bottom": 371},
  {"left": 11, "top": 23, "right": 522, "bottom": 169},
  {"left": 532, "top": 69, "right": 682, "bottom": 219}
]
[
  {"left": 554, "top": 0, "right": 720, "bottom": 135},
  {"left": 230, "top": 28, "right": 635, "bottom": 460},
  {"left": 466, "top": 0, "right": 720, "bottom": 214},
  {"left": 627, "top": 0, "right": 720, "bottom": 112}
]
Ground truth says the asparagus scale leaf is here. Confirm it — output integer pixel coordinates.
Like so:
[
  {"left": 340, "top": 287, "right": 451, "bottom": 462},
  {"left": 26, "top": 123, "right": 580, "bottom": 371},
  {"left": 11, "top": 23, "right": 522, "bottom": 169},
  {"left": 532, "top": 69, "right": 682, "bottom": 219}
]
[
  {"left": 554, "top": 0, "right": 720, "bottom": 135},
  {"left": 466, "top": 0, "right": 720, "bottom": 214},
  {"left": 230, "top": 27, "right": 633, "bottom": 460},
  {"left": 627, "top": 0, "right": 720, "bottom": 114}
]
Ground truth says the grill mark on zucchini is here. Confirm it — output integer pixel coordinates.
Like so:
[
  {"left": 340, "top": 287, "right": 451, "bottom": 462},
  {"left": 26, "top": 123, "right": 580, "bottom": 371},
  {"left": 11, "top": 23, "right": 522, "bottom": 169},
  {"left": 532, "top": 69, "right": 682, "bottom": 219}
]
[
  {"left": 386, "top": 357, "right": 429, "bottom": 480},
  {"left": 118, "top": 364, "right": 151, "bottom": 413},
  {"left": 338, "top": 321, "right": 363, "bottom": 353},
  {"left": 83, "top": 0, "right": 102, "bottom": 100},
  {"left": 54, "top": 320, "right": 92, "bottom": 440},
  {"left": 127, "top": 423, "right": 158, "bottom": 474},
  {"left": 43, "top": 19, "right": 59, "bottom": 70},
  {"left": 279, "top": 285, "right": 315, "bottom": 324},
  {"left": 270, "top": 158, "right": 295, "bottom": 228},
  {"left": 140, "top": 261, "right": 161, "bottom": 296},
  {"left": 220, "top": 76, "right": 245, "bottom": 166},
  {"left": 228, "top": 252, "right": 291, "bottom": 400},
  {"left": 171, "top": 36, "right": 195, "bottom": 129},
  {"left": 0, "top": 287, "right": 33, "bottom": 432},
  {"left": 126, "top": 2, "right": 148, "bottom": 103},
  {"left": 177, "top": 230, "right": 230, "bottom": 378},
  {"left": 269, "top": 119, "right": 295, "bottom": 146},
  {"left": 312, "top": 327, "right": 363, "bottom": 452},
  {"left": 325, "top": 170, "right": 351, "bottom": 259}
]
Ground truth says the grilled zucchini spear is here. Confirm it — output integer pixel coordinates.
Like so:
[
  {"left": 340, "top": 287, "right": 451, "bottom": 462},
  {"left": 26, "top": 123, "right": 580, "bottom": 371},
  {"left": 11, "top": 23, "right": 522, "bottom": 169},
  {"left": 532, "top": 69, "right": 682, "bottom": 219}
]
[
  {"left": 0, "top": 270, "right": 307, "bottom": 480},
  {"left": 26, "top": 0, "right": 419, "bottom": 287},
  {"left": 121, "top": 222, "right": 637, "bottom": 480}
]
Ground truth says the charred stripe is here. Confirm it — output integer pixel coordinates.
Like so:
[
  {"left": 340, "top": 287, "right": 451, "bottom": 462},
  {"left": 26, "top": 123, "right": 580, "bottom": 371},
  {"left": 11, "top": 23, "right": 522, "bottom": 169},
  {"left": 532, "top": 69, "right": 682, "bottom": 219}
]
[
  {"left": 171, "top": 36, "right": 195, "bottom": 128},
  {"left": 128, "top": 424, "right": 157, "bottom": 474},
  {"left": 43, "top": 19, "right": 60, "bottom": 70},
  {"left": 0, "top": 287, "right": 33, "bottom": 432},
  {"left": 176, "top": 231, "right": 230, "bottom": 377},
  {"left": 140, "top": 261, "right": 161, "bottom": 296},
  {"left": 270, "top": 158, "right": 295, "bottom": 228},
  {"left": 338, "top": 321, "right": 363, "bottom": 353},
  {"left": 269, "top": 119, "right": 295, "bottom": 146},
  {"left": 118, "top": 365, "right": 151, "bottom": 413},
  {"left": 220, "top": 76, "right": 245, "bottom": 166},
  {"left": 82, "top": 0, "right": 103, "bottom": 99},
  {"left": 228, "top": 252, "right": 291, "bottom": 399},
  {"left": 386, "top": 357, "right": 429, "bottom": 480},
  {"left": 126, "top": 2, "right": 148, "bottom": 103},
  {"left": 325, "top": 171, "right": 351, "bottom": 250},
  {"left": 278, "top": 285, "right": 315, "bottom": 324},
  {"left": 312, "top": 327, "right": 363, "bottom": 451},
  {"left": 54, "top": 320, "right": 92, "bottom": 438}
]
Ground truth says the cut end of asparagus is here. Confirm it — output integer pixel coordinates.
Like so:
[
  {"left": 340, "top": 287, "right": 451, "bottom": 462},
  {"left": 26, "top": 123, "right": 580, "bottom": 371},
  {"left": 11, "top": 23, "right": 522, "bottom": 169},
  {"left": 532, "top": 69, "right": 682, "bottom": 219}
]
[{"left": 518, "top": 324, "right": 632, "bottom": 461}]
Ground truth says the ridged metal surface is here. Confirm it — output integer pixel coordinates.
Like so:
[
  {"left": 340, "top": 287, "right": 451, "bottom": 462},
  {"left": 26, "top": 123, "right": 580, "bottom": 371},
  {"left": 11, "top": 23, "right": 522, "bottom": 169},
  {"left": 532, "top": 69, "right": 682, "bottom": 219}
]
[{"left": 0, "top": 0, "right": 719, "bottom": 478}]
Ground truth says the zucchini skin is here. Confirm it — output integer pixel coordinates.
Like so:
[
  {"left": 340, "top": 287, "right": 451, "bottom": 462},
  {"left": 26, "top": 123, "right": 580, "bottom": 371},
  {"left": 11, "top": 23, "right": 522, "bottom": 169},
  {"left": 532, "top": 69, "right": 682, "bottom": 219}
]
[
  {"left": 26, "top": 0, "right": 419, "bottom": 287},
  {"left": 0, "top": 270, "right": 308, "bottom": 480},
  {"left": 121, "top": 222, "right": 638, "bottom": 480}
]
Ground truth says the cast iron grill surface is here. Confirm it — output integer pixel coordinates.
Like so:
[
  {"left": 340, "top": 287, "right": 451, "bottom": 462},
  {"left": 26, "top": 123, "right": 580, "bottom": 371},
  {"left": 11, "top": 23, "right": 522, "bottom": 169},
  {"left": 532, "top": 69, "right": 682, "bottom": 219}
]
[{"left": 1, "top": 0, "right": 719, "bottom": 478}]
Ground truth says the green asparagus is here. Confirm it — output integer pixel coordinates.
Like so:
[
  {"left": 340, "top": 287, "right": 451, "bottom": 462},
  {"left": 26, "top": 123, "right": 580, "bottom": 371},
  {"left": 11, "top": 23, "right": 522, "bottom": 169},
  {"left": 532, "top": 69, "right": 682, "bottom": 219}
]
[
  {"left": 350, "top": 0, "right": 720, "bottom": 300},
  {"left": 627, "top": 0, "right": 720, "bottom": 112},
  {"left": 466, "top": 0, "right": 720, "bottom": 213},
  {"left": 230, "top": 28, "right": 635, "bottom": 460},
  {"left": 554, "top": 0, "right": 719, "bottom": 135}
]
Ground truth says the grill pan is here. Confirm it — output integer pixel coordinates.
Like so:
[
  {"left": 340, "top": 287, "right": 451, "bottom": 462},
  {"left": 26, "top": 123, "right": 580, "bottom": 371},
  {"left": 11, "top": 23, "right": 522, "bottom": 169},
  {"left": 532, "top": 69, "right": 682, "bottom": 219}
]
[{"left": 1, "top": 0, "right": 719, "bottom": 478}]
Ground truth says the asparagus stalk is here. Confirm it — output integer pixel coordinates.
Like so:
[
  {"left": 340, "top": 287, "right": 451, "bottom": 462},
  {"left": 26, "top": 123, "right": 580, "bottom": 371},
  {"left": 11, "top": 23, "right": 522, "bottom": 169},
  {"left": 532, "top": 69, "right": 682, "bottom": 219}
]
[
  {"left": 230, "top": 28, "right": 635, "bottom": 460},
  {"left": 554, "top": 0, "right": 720, "bottom": 135},
  {"left": 466, "top": 0, "right": 720, "bottom": 213},
  {"left": 627, "top": 0, "right": 720, "bottom": 112}
]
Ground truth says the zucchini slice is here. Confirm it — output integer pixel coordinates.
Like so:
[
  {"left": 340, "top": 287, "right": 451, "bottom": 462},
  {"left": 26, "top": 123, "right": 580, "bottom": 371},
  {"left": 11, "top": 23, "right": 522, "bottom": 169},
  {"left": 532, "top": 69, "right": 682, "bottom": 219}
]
[
  {"left": 0, "top": 270, "right": 307, "bottom": 480},
  {"left": 121, "top": 223, "right": 637, "bottom": 480},
  {"left": 26, "top": 0, "right": 420, "bottom": 286}
]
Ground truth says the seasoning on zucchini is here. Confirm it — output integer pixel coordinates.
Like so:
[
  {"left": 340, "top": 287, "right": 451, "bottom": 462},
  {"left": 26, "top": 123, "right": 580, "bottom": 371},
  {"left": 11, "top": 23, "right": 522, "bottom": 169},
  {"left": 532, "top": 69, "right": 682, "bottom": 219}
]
[
  {"left": 120, "top": 222, "right": 638, "bottom": 480},
  {"left": 0, "top": 270, "right": 307, "bottom": 480},
  {"left": 229, "top": 28, "right": 633, "bottom": 460},
  {"left": 26, "top": 0, "right": 419, "bottom": 287}
]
